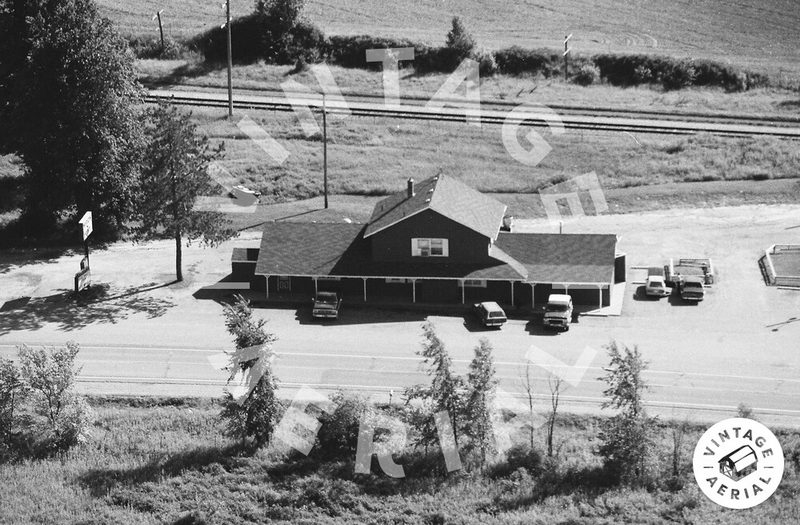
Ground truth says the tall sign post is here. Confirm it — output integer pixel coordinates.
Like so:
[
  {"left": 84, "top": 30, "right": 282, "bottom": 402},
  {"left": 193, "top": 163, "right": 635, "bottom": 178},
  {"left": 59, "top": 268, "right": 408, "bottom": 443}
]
[
  {"left": 563, "top": 34, "right": 572, "bottom": 80},
  {"left": 75, "top": 211, "right": 93, "bottom": 293}
]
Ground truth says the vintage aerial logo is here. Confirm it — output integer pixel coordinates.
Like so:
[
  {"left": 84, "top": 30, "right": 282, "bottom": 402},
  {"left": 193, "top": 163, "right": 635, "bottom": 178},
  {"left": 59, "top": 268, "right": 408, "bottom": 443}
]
[{"left": 693, "top": 418, "right": 784, "bottom": 509}]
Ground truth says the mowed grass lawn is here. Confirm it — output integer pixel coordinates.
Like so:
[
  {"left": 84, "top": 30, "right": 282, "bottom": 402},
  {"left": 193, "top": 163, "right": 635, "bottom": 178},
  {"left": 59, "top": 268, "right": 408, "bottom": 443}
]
[
  {"left": 192, "top": 104, "right": 800, "bottom": 204},
  {"left": 2, "top": 399, "right": 800, "bottom": 524},
  {"left": 100, "top": 0, "right": 800, "bottom": 78}
]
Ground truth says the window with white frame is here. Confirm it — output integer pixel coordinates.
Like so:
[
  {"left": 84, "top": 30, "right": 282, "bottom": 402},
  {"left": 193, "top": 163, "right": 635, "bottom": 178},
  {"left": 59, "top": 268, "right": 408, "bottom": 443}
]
[
  {"left": 459, "top": 279, "right": 487, "bottom": 287},
  {"left": 411, "top": 238, "right": 448, "bottom": 257}
]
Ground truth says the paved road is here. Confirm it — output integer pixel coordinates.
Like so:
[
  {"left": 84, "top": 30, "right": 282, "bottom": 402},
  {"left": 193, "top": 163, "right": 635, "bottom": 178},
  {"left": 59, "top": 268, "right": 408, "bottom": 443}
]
[{"left": 2, "top": 204, "right": 800, "bottom": 427}]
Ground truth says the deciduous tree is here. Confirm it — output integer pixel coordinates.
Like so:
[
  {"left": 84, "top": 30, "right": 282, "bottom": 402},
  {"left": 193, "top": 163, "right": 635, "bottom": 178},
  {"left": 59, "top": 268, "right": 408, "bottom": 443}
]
[
  {"left": 17, "top": 342, "right": 92, "bottom": 451},
  {"left": 0, "top": 0, "right": 143, "bottom": 235},
  {"left": 405, "top": 322, "right": 465, "bottom": 452}
]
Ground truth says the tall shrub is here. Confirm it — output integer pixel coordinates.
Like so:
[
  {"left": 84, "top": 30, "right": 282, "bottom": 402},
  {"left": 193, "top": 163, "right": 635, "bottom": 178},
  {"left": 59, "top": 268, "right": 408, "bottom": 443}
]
[
  {"left": 219, "top": 295, "right": 280, "bottom": 449},
  {"left": 444, "top": 16, "right": 476, "bottom": 69},
  {"left": 465, "top": 338, "right": 497, "bottom": 467},
  {"left": 598, "top": 341, "right": 656, "bottom": 486}
]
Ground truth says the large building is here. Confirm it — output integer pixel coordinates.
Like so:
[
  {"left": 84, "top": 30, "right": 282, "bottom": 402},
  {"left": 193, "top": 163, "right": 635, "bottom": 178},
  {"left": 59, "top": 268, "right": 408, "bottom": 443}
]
[{"left": 231, "top": 175, "right": 624, "bottom": 309}]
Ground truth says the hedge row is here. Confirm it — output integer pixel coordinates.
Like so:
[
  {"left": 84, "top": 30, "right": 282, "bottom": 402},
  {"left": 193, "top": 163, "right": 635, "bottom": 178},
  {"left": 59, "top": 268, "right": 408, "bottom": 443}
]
[
  {"left": 186, "top": 17, "right": 768, "bottom": 91},
  {"left": 593, "top": 53, "right": 768, "bottom": 91}
]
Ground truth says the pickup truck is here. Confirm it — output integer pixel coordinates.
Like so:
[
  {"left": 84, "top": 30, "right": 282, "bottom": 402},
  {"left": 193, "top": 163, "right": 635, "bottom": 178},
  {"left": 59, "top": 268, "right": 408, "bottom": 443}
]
[
  {"left": 543, "top": 294, "right": 573, "bottom": 331},
  {"left": 312, "top": 291, "right": 342, "bottom": 319},
  {"left": 678, "top": 276, "right": 705, "bottom": 301},
  {"left": 472, "top": 301, "right": 507, "bottom": 328}
]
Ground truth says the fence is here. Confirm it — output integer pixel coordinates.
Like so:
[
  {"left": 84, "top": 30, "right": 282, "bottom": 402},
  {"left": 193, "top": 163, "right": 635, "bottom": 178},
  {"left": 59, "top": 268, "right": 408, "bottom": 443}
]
[{"left": 764, "top": 244, "right": 800, "bottom": 287}]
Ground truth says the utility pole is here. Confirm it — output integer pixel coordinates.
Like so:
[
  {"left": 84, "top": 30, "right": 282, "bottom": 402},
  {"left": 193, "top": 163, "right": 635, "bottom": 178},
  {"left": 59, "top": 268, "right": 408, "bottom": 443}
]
[
  {"left": 563, "top": 33, "right": 572, "bottom": 80},
  {"left": 153, "top": 10, "right": 165, "bottom": 52},
  {"left": 226, "top": 0, "right": 233, "bottom": 118},
  {"left": 322, "top": 93, "right": 328, "bottom": 209}
]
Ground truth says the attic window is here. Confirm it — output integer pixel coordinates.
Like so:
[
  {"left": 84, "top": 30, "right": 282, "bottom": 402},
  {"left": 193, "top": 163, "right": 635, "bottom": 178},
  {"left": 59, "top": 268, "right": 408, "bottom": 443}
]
[{"left": 412, "top": 238, "right": 448, "bottom": 257}]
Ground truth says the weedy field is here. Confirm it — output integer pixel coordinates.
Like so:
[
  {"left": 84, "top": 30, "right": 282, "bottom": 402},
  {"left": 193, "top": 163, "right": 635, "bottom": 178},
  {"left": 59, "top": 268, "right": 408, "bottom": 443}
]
[
  {"left": 189, "top": 104, "right": 800, "bottom": 204},
  {"left": 100, "top": 0, "right": 800, "bottom": 77},
  {"left": 1, "top": 397, "right": 799, "bottom": 524},
  {"left": 137, "top": 60, "right": 800, "bottom": 116}
]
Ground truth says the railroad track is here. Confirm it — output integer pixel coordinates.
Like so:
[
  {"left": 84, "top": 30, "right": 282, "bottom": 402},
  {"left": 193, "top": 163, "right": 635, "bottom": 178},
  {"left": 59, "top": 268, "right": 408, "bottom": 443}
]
[{"left": 145, "top": 88, "right": 800, "bottom": 138}]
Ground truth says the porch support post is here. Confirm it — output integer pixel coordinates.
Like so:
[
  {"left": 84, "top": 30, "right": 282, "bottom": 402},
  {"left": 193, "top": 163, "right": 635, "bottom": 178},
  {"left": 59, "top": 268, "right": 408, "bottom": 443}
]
[
  {"left": 510, "top": 281, "right": 515, "bottom": 307},
  {"left": 461, "top": 280, "right": 465, "bottom": 304},
  {"left": 412, "top": 280, "right": 416, "bottom": 303},
  {"left": 363, "top": 278, "right": 367, "bottom": 302},
  {"left": 313, "top": 277, "right": 318, "bottom": 295},
  {"left": 598, "top": 284, "right": 603, "bottom": 308},
  {"left": 530, "top": 282, "right": 535, "bottom": 308},
  {"left": 265, "top": 275, "right": 269, "bottom": 299}
]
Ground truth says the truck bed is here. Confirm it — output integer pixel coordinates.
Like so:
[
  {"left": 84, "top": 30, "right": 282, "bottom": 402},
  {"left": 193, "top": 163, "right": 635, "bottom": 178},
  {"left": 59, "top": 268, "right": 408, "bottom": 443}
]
[{"left": 667, "top": 258, "right": 715, "bottom": 285}]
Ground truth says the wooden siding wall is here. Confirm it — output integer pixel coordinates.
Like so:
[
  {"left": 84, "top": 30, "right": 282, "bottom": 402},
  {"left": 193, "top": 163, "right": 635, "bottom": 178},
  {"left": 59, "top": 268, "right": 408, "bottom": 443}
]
[{"left": 369, "top": 209, "right": 493, "bottom": 264}]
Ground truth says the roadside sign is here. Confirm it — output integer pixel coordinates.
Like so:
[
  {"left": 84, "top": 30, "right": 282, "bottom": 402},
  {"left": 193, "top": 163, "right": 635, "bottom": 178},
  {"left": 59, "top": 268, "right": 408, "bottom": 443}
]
[
  {"left": 79, "top": 211, "right": 93, "bottom": 241},
  {"left": 74, "top": 267, "right": 91, "bottom": 293},
  {"left": 80, "top": 256, "right": 89, "bottom": 271}
]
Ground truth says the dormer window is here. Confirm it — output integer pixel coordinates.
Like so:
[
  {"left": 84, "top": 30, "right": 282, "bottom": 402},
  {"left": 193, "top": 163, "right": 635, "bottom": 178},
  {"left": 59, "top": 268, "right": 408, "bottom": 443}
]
[{"left": 412, "top": 238, "right": 448, "bottom": 257}]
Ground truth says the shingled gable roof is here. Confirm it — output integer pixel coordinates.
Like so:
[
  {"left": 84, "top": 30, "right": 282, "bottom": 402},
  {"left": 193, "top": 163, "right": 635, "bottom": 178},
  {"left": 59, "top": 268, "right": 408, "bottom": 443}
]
[
  {"left": 253, "top": 223, "right": 617, "bottom": 284},
  {"left": 364, "top": 174, "right": 507, "bottom": 240},
  {"left": 495, "top": 232, "right": 618, "bottom": 283},
  {"left": 253, "top": 222, "right": 526, "bottom": 280}
]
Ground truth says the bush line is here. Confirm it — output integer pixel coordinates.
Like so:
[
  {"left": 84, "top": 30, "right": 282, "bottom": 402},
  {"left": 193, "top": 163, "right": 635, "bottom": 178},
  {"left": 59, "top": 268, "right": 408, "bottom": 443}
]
[{"left": 129, "top": 18, "right": 770, "bottom": 91}]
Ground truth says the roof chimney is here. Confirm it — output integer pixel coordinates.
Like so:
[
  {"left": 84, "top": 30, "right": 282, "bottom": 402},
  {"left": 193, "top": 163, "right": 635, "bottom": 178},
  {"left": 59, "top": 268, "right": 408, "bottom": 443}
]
[{"left": 407, "top": 178, "right": 415, "bottom": 198}]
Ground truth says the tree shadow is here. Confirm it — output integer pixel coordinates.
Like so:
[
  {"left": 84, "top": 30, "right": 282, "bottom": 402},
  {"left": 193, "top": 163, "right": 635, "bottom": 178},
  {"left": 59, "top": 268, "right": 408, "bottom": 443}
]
[
  {"left": 0, "top": 281, "right": 177, "bottom": 335},
  {"left": 138, "top": 60, "right": 226, "bottom": 87},
  {"left": 78, "top": 442, "right": 247, "bottom": 498},
  {"left": 488, "top": 465, "right": 615, "bottom": 512},
  {"left": 525, "top": 319, "right": 560, "bottom": 336},
  {"left": 777, "top": 99, "right": 800, "bottom": 110},
  {"left": 294, "top": 305, "right": 429, "bottom": 326},
  {"left": 632, "top": 285, "right": 665, "bottom": 301},
  {"left": 667, "top": 293, "right": 699, "bottom": 306},
  {"left": 0, "top": 246, "right": 75, "bottom": 274}
]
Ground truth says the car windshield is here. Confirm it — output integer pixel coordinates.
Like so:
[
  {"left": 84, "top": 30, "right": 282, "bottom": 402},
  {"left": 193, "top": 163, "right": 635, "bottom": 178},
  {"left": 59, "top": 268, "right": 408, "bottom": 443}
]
[
  {"left": 649, "top": 279, "right": 664, "bottom": 286},
  {"left": 547, "top": 304, "right": 568, "bottom": 312},
  {"left": 489, "top": 312, "right": 505, "bottom": 318},
  {"left": 684, "top": 282, "right": 702, "bottom": 289},
  {"left": 317, "top": 293, "right": 337, "bottom": 303}
]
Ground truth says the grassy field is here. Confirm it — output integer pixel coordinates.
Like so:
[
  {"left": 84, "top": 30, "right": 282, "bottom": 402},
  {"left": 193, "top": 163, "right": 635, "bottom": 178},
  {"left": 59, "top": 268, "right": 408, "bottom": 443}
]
[
  {"left": 137, "top": 60, "right": 800, "bottom": 116},
  {"left": 99, "top": 0, "right": 800, "bottom": 78},
  {"left": 1, "top": 396, "right": 799, "bottom": 524},
  {"left": 3, "top": 97, "right": 799, "bottom": 235},
  {"left": 188, "top": 103, "right": 800, "bottom": 204},
  {"left": 3, "top": 100, "right": 800, "bottom": 232}
]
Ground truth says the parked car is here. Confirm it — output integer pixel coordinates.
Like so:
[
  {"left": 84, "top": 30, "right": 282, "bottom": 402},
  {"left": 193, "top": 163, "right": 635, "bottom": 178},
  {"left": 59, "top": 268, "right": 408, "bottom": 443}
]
[
  {"left": 543, "top": 294, "right": 573, "bottom": 331},
  {"left": 645, "top": 266, "right": 671, "bottom": 297},
  {"left": 312, "top": 291, "right": 342, "bottom": 319},
  {"left": 472, "top": 301, "right": 507, "bottom": 328},
  {"left": 679, "top": 276, "right": 705, "bottom": 301}
]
